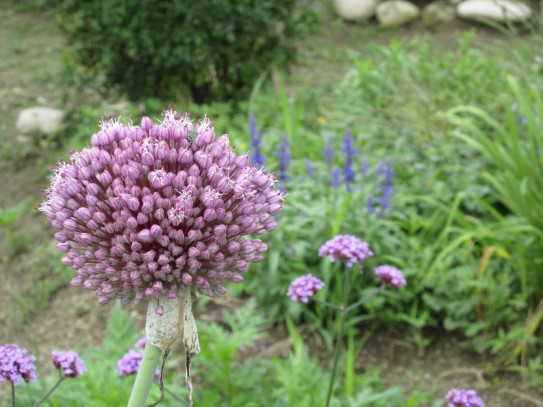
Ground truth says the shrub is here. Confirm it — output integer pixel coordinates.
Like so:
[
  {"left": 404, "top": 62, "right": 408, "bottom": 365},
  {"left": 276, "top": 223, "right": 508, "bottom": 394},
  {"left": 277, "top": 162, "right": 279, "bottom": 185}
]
[{"left": 56, "top": 0, "right": 317, "bottom": 103}]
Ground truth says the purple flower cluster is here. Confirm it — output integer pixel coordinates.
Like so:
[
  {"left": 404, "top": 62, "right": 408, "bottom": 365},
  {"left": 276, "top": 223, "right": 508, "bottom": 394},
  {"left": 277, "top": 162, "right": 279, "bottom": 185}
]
[
  {"left": 445, "top": 389, "right": 485, "bottom": 407},
  {"left": 286, "top": 274, "right": 324, "bottom": 303},
  {"left": 374, "top": 265, "right": 406, "bottom": 287},
  {"left": 117, "top": 349, "right": 145, "bottom": 376},
  {"left": 51, "top": 350, "right": 87, "bottom": 378},
  {"left": 0, "top": 344, "right": 37, "bottom": 386},
  {"left": 117, "top": 338, "right": 158, "bottom": 377},
  {"left": 318, "top": 235, "right": 373, "bottom": 268},
  {"left": 135, "top": 337, "right": 147, "bottom": 349},
  {"left": 39, "top": 109, "right": 284, "bottom": 309}
]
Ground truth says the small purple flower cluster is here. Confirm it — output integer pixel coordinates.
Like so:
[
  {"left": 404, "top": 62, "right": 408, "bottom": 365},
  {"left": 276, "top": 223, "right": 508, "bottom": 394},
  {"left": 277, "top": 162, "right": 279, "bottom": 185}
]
[
  {"left": 117, "top": 337, "right": 159, "bottom": 377},
  {"left": 374, "top": 265, "right": 406, "bottom": 288},
  {"left": 318, "top": 235, "right": 373, "bottom": 268},
  {"left": 117, "top": 349, "right": 145, "bottom": 377},
  {"left": 51, "top": 350, "right": 87, "bottom": 378},
  {"left": 445, "top": 389, "right": 485, "bottom": 407},
  {"left": 287, "top": 274, "right": 324, "bottom": 303},
  {"left": 0, "top": 344, "right": 37, "bottom": 386},
  {"left": 39, "top": 109, "right": 284, "bottom": 310}
]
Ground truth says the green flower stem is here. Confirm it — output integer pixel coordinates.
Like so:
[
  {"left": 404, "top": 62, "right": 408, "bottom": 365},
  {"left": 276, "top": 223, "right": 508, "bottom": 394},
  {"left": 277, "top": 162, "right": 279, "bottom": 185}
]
[
  {"left": 312, "top": 297, "right": 343, "bottom": 312},
  {"left": 32, "top": 370, "right": 66, "bottom": 407},
  {"left": 325, "top": 266, "right": 352, "bottom": 407},
  {"left": 11, "top": 382, "right": 15, "bottom": 407},
  {"left": 345, "top": 283, "right": 385, "bottom": 313},
  {"left": 127, "top": 342, "right": 162, "bottom": 407}
]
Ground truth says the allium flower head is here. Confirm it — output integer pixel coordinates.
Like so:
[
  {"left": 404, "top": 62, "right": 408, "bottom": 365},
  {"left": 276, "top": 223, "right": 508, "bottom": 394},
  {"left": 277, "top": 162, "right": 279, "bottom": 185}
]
[
  {"left": 374, "top": 265, "right": 406, "bottom": 287},
  {"left": 39, "top": 108, "right": 284, "bottom": 310},
  {"left": 318, "top": 235, "right": 373, "bottom": 268},
  {"left": 445, "top": 389, "right": 485, "bottom": 407},
  {"left": 51, "top": 350, "right": 87, "bottom": 378},
  {"left": 0, "top": 344, "right": 37, "bottom": 386},
  {"left": 287, "top": 274, "right": 324, "bottom": 303}
]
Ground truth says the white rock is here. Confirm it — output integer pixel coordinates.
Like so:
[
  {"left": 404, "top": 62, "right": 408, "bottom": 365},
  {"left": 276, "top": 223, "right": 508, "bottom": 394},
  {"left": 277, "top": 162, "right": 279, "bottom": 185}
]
[
  {"left": 423, "top": 1, "right": 456, "bottom": 26},
  {"left": 457, "top": 0, "right": 532, "bottom": 22},
  {"left": 335, "top": 0, "right": 379, "bottom": 20},
  {"left": 376, "top": 0, "right": 421, "bottom": 27},
  {"left": 16, "top": 106, "right": 65, "bottom": 137}
]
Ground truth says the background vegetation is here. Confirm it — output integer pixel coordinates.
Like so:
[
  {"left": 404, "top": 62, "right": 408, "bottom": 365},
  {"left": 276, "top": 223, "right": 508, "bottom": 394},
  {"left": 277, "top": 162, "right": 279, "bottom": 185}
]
[{"left": 1, "top": 0, "right": 543, "bottom": 405}]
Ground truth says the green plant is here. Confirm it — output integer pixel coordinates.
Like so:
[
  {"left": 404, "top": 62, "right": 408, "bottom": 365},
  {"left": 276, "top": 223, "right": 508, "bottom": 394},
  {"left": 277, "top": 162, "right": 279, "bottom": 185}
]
[
  {"left": 56, "top": 0, "right": 318, "bottom": 103},
  {"left": 0, "top": 202, "right": 33, "bottom": 256}
]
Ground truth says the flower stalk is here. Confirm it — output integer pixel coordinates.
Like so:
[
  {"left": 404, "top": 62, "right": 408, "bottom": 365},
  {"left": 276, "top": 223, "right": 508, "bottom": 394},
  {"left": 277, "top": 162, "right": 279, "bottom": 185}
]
[
  {"left": 127, "top": 342, "right": 162, "bottom": 407},
  {"left": 32, "top": 373, "right": 66, "bottom": 407}
]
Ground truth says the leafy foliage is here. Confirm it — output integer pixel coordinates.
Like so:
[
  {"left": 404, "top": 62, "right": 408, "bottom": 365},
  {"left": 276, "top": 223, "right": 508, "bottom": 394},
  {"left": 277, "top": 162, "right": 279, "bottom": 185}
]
[{"left": 56, "top": 0, "right": 318, "bottom": 103}]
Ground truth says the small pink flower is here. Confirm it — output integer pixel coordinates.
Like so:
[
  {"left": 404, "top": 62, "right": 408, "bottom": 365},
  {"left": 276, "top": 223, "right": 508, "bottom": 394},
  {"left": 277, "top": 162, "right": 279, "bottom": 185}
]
[
  {"left": 318, "top": 235, "right": 373, "bottom": 268},
  {"left": 287, "top": 274, "right": 324, "bottom": 303},
  {"left": 51, "top": 350, "right": 86, "bottom": 378},
  {"left": 374, "top": 265, "right": 406, "bottom": 287}
]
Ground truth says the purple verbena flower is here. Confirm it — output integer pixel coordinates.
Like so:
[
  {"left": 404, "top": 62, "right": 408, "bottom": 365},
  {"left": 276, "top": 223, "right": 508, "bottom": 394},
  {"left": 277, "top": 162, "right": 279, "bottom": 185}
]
[
  {"left": 117, "top": 349, "right": 159, "bottom": 377},
  {"left": 322, "top": 132, "right": 336, "bottom": 166},
  {"left": 445, "top": 389, "right": 485, "bottom": 407},
  {"left": 117, "top": 349, "right": 143, "bottom": 376},
  {"left": 39, "top": 109, "right": 284, "bottom": 311},
  {"left": 135, "top": 337, "right": 147, "bottom": 349},
  {"left": 318, "top": 235, "right": 373, "bottom": 268},
  {"left": 374, "top": 265, "right": 406, "bottom": 287},
  {"left": 51, "top": 350, "right": 87, "bottom": 378},
  {"left": 0, "top": 344, "right": 37, "bottom": 386},
  {"left": 248, "top": 114, "right": 265, "bottom": 167},
  {"left": 341, "top": 128, "right": 358, "bottom": 192},
  {"left": 287, "top": 274, "right": 324, "bottom": 303}
]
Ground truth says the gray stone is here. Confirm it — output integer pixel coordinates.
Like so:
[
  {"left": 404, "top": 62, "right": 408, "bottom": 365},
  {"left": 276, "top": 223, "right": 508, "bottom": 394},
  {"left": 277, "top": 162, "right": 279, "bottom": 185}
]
[
  {"left": 16, "top": 106, "right": 66, "bottom": 137},
  {"left": 334, "top": 0, "right": 379, "bottom": 20},
  {"left": 376, "top": 0, "right": 421, "bottom": 27},
  {"left": 457, "top": 0, "right": 532, "bottom": 22},
  {"left": 423, "top": 1, "right": 456, "bottom": 26}
]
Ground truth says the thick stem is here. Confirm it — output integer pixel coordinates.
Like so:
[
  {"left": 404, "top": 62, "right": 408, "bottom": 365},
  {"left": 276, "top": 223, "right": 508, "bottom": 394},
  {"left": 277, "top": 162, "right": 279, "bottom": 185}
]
[
  {"left": 32, "top": 373, "right": 66, "bottom": 407},
  {"left": 325, "top": 266, "right": 352, "bottom": 407},
  {"left": 127, "top": 342, "right": 162, "bottom": 407},
  {"left": 11, "top": 382, "right": 15, "bottom": 407}
]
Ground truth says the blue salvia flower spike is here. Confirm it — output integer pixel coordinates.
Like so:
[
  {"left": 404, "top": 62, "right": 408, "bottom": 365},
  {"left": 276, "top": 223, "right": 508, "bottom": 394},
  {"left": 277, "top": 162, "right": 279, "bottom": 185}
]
[{"left": 248, "top": 113, "right": 265, "bottom": 167}]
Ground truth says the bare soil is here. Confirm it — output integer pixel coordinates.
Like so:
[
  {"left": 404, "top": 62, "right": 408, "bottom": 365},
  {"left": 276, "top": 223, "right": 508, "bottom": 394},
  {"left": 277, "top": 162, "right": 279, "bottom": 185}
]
[{"left": 0, "top": 3, "right": 542, "bottom": 406}]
